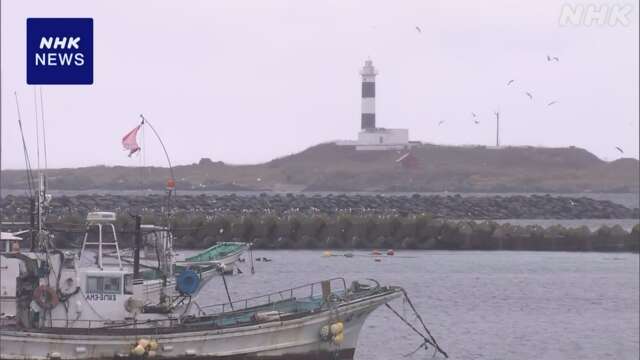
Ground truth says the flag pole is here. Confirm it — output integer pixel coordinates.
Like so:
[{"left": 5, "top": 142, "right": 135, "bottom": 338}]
[
  {"left": 139, "top": 114, "right": 175, "bottom": 184},
  {"left": 139, "top": 114, "right": 176, "bottom": 229}
]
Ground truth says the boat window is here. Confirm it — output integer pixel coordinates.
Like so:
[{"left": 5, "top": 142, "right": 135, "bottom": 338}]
[
  {"left": 86, "top": 276, "right": 101, "bottom": 293},
  {"left": 124, "top": 274, "right": 133, "bottom": 294},
  {"left": 103, "top": 277, "right": 121, "bottom": 294},
  {"left": 86, "top": 276, "right": 122, "bottom": 294}
]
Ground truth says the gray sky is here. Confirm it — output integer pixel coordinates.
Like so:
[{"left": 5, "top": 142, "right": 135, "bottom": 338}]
[{"left": 2, "top": 0, "right": 638, "bottom": 169}]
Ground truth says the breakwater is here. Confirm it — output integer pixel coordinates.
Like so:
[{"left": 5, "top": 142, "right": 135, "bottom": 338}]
[
  {"left": 3, "top": 194, "right": 637, "bottom": 252},
  {"left": 1, "top": 193, "right": 638, "bottom": 220},
  {"left": 35, "top": 214, "right": 640, "bottom": 253}
]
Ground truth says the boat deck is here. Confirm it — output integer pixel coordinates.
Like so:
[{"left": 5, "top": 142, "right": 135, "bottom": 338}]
[{"left": 1, "top": 279, "right": 398, "bottom": 336}]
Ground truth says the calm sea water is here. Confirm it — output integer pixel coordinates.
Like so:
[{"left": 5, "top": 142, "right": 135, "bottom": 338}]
[{"left": 191, "top": 250, "right": 640, "bottom": 360}]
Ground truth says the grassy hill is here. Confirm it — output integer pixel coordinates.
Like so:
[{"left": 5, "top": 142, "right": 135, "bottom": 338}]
[{"left": 1, "top": 143, "right": 638, "bottom": 193}]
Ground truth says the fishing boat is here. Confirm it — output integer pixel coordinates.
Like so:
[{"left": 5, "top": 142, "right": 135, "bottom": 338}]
[
  {"left": 0, "top": 215, "right": 446, "bottom": 359},
  {"left": 0, "top": 197, "right": 447, "bottom": 359}
]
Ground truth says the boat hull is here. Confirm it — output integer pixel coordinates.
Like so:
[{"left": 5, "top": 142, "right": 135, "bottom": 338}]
[{"left": 1, "top": 290, "right": 400, "bottom": 359}]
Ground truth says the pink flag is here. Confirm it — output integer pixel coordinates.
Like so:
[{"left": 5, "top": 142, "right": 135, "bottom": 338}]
[{"left": 122, "top": 125, "right": 141, "bottom": 157}]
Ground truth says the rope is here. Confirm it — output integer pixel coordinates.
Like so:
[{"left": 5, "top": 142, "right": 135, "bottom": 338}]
[
  {"left": 385, "top": 296, "right": 448, "bottom": 358},
  {"left": 400, "top": 289, "right": 448, "bottom": 358},
  {"left": 220, "top": 268, "right": 234, "bottom": 310},
  {"left": 385, "top": 303, "right": 437, "bottom": 351}
]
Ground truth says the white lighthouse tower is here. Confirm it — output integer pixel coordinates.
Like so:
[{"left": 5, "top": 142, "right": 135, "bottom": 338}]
[
  {"left": 360, "top": 59, "right": 377, "bottom": 130},
  {"left": 354, "top": 59, "right": 410, "bottom": 150}
]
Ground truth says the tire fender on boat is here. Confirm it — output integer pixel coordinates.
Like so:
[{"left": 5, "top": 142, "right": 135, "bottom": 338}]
[{"left": 33, "top": 285, "right": 59, "bottom": 310}]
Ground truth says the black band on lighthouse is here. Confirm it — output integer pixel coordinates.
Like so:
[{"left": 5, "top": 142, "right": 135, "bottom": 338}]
[
  {"left": 361, "top": 114, "right": 375, "bottom": 129},
  {"left": 362, "top": 82, "right": 375, "bottom": 98}
]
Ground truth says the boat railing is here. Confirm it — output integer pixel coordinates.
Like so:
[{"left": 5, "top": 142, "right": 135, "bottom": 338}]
[
  {"left": 196, "top": 277, "right": 348, "bottom": 316},
  {"left": 47, "top": 317, "right": 180, "bottom": 331}
]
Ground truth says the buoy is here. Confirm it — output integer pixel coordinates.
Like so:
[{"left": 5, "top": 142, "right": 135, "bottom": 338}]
[
  {"left": 320, "top": 325, "right": 331, "bottom": 340},
  {"left": 330, "top": 321, "right": 344, "bottom": 335},
  {"left": 148, "top": 340, "right": 159, "bottom": 351},
  {"left": 332, "top": 332, "right": 344, "bottom": 345},
  {"left": 323, "top": 251, "right": 332, "bottom": 257},
  {"left": 125, "top": 297, "right": 144, "bottom": 313},
  {"left": 166, "top": 178, "right": 176, "bottom": 190},
  {"left": 137, "top": 339, "right": 150, "bottom": 348},
  {"left": 131, "top": 345, "right": 146, "bottom": 356},
  {"left": 33, "top": 285, "right": 59, "bottom": 310}
]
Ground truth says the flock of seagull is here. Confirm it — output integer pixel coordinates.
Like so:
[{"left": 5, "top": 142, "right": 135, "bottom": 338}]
[
  {"left": 433, "top": 53, "right": 561, "bottom": 130},
  {"left": 412, "top": 26, "right": 626, "bottom": 156}
]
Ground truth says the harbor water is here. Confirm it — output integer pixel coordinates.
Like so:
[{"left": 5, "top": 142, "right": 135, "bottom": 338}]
[{"left": 193, "top": 250, "right": 639, "bottom": 360}]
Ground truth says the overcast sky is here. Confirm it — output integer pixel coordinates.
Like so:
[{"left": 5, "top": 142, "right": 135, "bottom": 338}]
[{"left": 1, "top": 0, "right": 638, "bottom": 169}]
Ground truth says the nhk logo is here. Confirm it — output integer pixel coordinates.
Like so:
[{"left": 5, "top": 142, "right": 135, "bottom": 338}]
[{"left": 27, "top": 18, "right": 93, "bottom": 84}]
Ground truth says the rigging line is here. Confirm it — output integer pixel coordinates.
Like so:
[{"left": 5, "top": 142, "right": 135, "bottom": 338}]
[
  {"left": 14, "top": 92, "right": 35, "bottom": 198},
  {"left": 33, "top": 87, "right": 41, "bottom": 171},
  {"left": 385, "top": 303, "right": 437, "bottom": 351},
  {"left": 400, "top": 289, "right": 448, "bottom": 358},
  {"left": 39, "top": 86, "right": 48, "bottom": 170},
  {"left": 220, "top": 268, "right": 234, "bottom": 310}
]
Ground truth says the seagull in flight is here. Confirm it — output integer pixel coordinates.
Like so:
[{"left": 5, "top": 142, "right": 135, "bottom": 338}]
[
  {"left": 507, "top": 80, "right": 515, "bottom": 86},
  {"left": 547, "top": 101, "right": 558, "bottom": 106},
  {"left": 438, "top": 120, "right": 445, "bottom": 126},
  {"left": 525, "top": 92, "right": 533, "bottom": 100},
  {"left": 473, "top": 119, "right": 480, "bottom": 124},
  {"left": 615, "top": 146, "right": 624, "bottom": 154},
  {"left": 415, "top": 26, "right": 422, "bottom": 33},
  {"left": 471, "top": 112, "right": 477, "bottom": 118},
  {"left": 546, "top": 55, "right": 559, "bottom": 62}
]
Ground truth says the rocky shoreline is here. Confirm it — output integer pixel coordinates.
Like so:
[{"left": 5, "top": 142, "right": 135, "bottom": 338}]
[{"left": 1, "top": 193, "right": 638, "bottom": 220}]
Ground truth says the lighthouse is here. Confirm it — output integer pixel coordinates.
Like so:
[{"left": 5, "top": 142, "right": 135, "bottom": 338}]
[
  {"left": 335, "top": 59, "right": 411, "bottom": 150},
  {"left": 360, "top": 59, "right": 377, "bottom": 130}
]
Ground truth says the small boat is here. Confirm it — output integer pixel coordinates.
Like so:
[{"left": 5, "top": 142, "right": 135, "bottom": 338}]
[
  {"left": 387, "top": 249, "right": 395, "bottom": 256},
  {"left": 178, "top": 241, "right": 249, "bottom": 275},
  {"left": 371, "top": 250, "right": 382, "bottom": 256}
]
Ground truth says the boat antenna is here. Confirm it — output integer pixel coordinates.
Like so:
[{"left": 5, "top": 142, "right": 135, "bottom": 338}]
[
  {"left": 33, "top": 87, "right": 41, "bottom": 171},
  {"left": 39, "top": 86, "right": 48, "bottom": 170},
  {"left": 15, "top": 91, "right": 38, "bottom": 249},
  {"left": 14, "top": 92, "right": 35, "bottom": 198}
]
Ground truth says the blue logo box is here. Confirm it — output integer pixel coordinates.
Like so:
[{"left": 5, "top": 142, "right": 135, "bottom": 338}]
[{"left": 27, "top": 18, "right": 93, "bottom": 85}]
